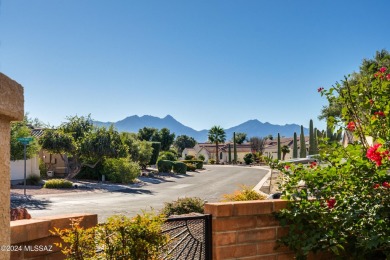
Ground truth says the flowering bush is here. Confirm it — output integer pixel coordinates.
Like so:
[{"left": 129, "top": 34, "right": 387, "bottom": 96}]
[{"left": 277, "top": 55, "right": 390, "bottom": 259}]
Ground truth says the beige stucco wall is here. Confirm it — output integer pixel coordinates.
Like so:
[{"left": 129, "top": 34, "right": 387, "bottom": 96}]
[{"left": 0, "top": 72, "right": 24, "bottom": 260}]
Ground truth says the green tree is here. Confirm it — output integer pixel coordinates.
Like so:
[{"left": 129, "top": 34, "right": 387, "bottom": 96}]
[
  {"left": 138, "top": 127, "right": 158, "bottom": 141},
  {"left": 173, "top": 135, "right": 196, "bottom": 154},
  {"left": 228, "top": 143, "right": 232, "bottom": 164},
  {"left": 232, "top": 132, "right": 247, "bottom": 144},
  {"left": 281, "top": 145, "right": 290, "bottom": 160},
  {"left": 138, "top": 141, "right": 153, "bottom": 169},
  {"left": 39, "top": 115, "right": 127, "bottom": 179},
  {"left": 208, "top": 126, "right": 226, "bottom": 164},
  {"left": 154, "top": 128, "right": 175, "bottom": 151},
  {"left": 233, "top": 132, "right": 237, "bottom": 164},
  {"left": 299, "top": 125, "right": 306, "bottom": 158},
  {"left": 308, "top": 119, "right": 316, "bottom": 155},
  {"left": 293, "top": 132, "right": 298, "bottom": 158},
  {"left": 277, "top": 133, "right": 281, "bottom": 160},
  {"left": 10, "top": 121, "right": 40, "bottom": 161}
]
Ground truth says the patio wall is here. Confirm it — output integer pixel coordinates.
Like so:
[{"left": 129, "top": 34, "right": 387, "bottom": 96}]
[
  {"left": 204, "top": 199, "right": 331, "bottom": 260},
  {"left": 10, "top": 213, "right": 97, "bottom": 260}
]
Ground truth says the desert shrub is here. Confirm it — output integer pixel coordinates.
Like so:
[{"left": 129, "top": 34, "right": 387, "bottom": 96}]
[
  {"left": 77, "top": 164, "right": 103, "bottom": 181},
  {"left": 158, "top": 151, "right": 177, "bottom": 161},
  {"left": 52, "top": 212, "right": 168, "bottom": 260},
  {"left": 185, "top": 163, "right": 196, "bottom": 171},
  {"left": 26, "top": 174, "right": 41, "bottom": 185},
  {"left": 181, "top": 160, "right": 203, "bottom": 169},
  {"left": 44, "top": 179, "right": 73, "bottom": 189},
  {"left": 209, "top": 159, "right": 215, "bottom": 164},
  {"left": 172, "top": 161, "right": 187, "bottom": 174},
  {"left": 39, "top": 159, "right": 47, "bottom": 177},
  {"left": 161, "top": 197, "right": 204, "bottom": 216},
  {"left": 102, "top": 158, "right": 140, "bottom": 184},
  {"left": 148, "top": 142, "right": 161, "bottom": 165},
  {"left": 157, "top": 160, "right": 173, "bottom": 173},
  {"left": 198, "top": 154, "right": 205, "bottom": 161},
  {"left": 222, "top": 185, "right": 266, "bottom": 201},
  {"left": 184, "top": 154, "right": 195, "bottom": 160},
  {"left": 243, "top": 153, "right": 255, "bottom": 165}
]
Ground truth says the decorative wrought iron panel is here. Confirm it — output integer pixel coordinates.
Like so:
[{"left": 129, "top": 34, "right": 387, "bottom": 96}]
[{"left": 162, "top": 214, "right": 212, "bottom": 260}]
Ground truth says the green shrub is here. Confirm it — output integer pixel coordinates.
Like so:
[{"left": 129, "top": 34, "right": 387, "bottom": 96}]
[
  {"left": 77, "top": 164, "right": 102, "bottom": 181},
  {"left": 39, "top": 159, "right": 47, "bottom": 177},
  {"left": 27, "top": 174, "right": 41, "bottom": 185},
  {"left": 222, "top": 185, "right": 266, "bottom": 201},
  {"left": 157, "top": 160, "right": 173, "bottom": 173},
  {"left": 148, "top": 142, "right": 161, "bottom": 165},
  {"left": 181, "top": 160, "right": 203, "bottom": 169},
  {"left": 52, "top": 212, "right": 168, "bottom": 259},
  {"left": 44, "top": 179, "right": 73, "bottom": 189},
  {"left": 158, "top": 151, "right": 177, "bottom": 161},
  {"left": 198, "top": 154, "right": 205, "bottom": 161},
  {"left": 243, "top": 153, "right": 255, "bottom": 165},
  {"left": 185, "top": 163, "right": 196, "bottom": 171},
  {"left": 184, "top": 155, "right": 195, "bottom": 160},
  {"left": 172, "top": 161, "right": 187, "bottom": 174},
  {"left": 209, "top": 159, "right": 215, "bottom": 164},
  {"left": 161, "top": 197, "right": 204, "bottom": 216},
  {"left": 102, "top": 158, "right": 140, "bottom": 184}
]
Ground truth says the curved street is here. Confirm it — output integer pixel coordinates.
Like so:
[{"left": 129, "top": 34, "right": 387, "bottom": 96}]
[{"left": 15, "top": 165, "right": 268, "bottom": 222}]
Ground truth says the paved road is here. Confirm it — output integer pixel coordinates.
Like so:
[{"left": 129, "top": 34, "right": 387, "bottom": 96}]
[{"left": 14, "top": 165, "right": 268, "bottom": 222}]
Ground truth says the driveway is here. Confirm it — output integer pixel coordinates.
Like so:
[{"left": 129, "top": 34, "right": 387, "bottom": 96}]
[{"left": 12, "top": 165, "right": 268, "bottom": 222}]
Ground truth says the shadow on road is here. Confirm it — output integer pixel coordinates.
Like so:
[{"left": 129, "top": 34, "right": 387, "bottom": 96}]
[
  {"left": 11, "top": 194, "right": 51, "bottom": 210},
  {"left": 113, "top": 188, "right": 154, "bottom": 195}
]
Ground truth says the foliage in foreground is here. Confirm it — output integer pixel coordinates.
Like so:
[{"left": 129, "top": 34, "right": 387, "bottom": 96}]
[
  {"left": 51, "top": 212, "right": 168, "bottom": 260},
  {"left": 161, "top": 197, "right": 205, "bottom": 216},
  {"left": 222, "top": 185, "right": 267, "bottom": 201},
  {"left": 277, "top": 52, "right": 390, "bottom": 259},
  {"left": 44, "top": 179, "right": 73, "bottom": 189}
]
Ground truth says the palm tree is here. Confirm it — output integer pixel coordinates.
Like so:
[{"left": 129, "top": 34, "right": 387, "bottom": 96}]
[
  {"left": 208, "top": 126, "right": 226, "bottom": 164},
  {"left": 281, "top": 145, "right": 290, "bottom": 160}
]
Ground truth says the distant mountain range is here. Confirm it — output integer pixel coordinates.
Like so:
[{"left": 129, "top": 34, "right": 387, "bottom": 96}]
[{"left": 93, "top": 115, "right": 308, "bottom": 142}]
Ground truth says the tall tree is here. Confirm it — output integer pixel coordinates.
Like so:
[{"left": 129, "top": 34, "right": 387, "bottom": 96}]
[
  {"left": 232, "top": 132, "right": 247, "bottom": 144},
  {"left": 228, "top": 143, "right": 232, "bottom": 164},
  {"left": 293, "top": 132, "right": 298, "bottom": 158},
  {"left": 138, "top": 127, "right": 158, "bottom": 141},
  {"left": 208, "top": 126, "right": 226, "bottom": 164},
  {"left": 233, "top": 132, "right": 237, "bottom": 164},
  {"left": 249, "top": 136, "right": 266, "bottom": 154},
  {"left": 174, "top": 135, "right": 197, "bottom": 154},
  {"left": 10, "top": 119, "right": 40, "bottom": 161},
  {"left": 309, "top": 119, "right": 315, "bottom": 155},
  {"left": 299, "top": 125, "right": 306, "bottom": 158},
  {"left": 277, "top": 133, "right": 281, "bottom": 160},
  {"left": 156, "top": 128, "right": 175, "bottom": 151},
  {"left": 281, "top": 145, "right": 290, "bottom": 160}
]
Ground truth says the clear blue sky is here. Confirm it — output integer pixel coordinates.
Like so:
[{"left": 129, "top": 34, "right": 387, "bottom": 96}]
[{"left": 1, "top": 1, "right": 389, "bottom": 132}]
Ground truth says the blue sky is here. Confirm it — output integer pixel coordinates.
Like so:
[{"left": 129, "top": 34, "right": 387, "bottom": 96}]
[{"left": 1, "top": 1, "right": 389, "bottom": 132}]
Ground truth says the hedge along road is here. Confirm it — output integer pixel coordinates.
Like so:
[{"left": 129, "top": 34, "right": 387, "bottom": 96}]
[{"left": 22, "top": 165, "right": 268, "bottom": 222}]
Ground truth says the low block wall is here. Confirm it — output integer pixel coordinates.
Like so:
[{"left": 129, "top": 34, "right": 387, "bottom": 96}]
[
  {"left": 204, "top": 200, "right": 332, "bottom": 260},
  {"left": 204, "top": 199, "right": 294, "bottom": 259},
  {"left": 10, "top": 213, "right": 98, "bottom": 260}
]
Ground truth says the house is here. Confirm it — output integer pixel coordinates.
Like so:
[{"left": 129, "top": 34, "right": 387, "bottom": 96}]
[
  {"left": 182, "top": 142, "right": 253, "bottom": 163},
  {"left": 263, "top": 136, "right": 309, "bottom": 160}
]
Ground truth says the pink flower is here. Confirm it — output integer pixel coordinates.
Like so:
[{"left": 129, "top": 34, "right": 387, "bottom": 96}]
[
  {"left": 309, "top": 162, "right": 317, "bottom": 168},
  {"left": 386, "top": 74, "right": 390, "bottom": 80},
  {"left": 285, "top": 165, "right": 291, "bottom": 170},
  {"left": 379, "top": 67, "right": 387, "bottom": 73},
  {"left": 317, "top": 87, "right": 324, "bottom": 92},
  {"left": 346, "top": 121, "right": 356, "bottom": 132},
  {"left": 326, "top": 199, "right": 336, "bottom": 209},
  {"left": 366, "top": 144, "right": 387, "bottom": 166},
  {"left": 373, "top": 183, "right": 380, "bottom": 189},
  {"left": 383, "top": 182, "right": 390, "bottom": 188}
]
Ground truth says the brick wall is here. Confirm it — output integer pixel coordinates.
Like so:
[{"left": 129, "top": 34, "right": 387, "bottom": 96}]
[
  {"left": 10, "top": 213, "right": 98, "bottom": 260},
  {"left": 0, "top": 73, "right": 24, "bottom": 260},
  {"left": 204, "top": 200, "right": 294, "bottom": 259}
]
